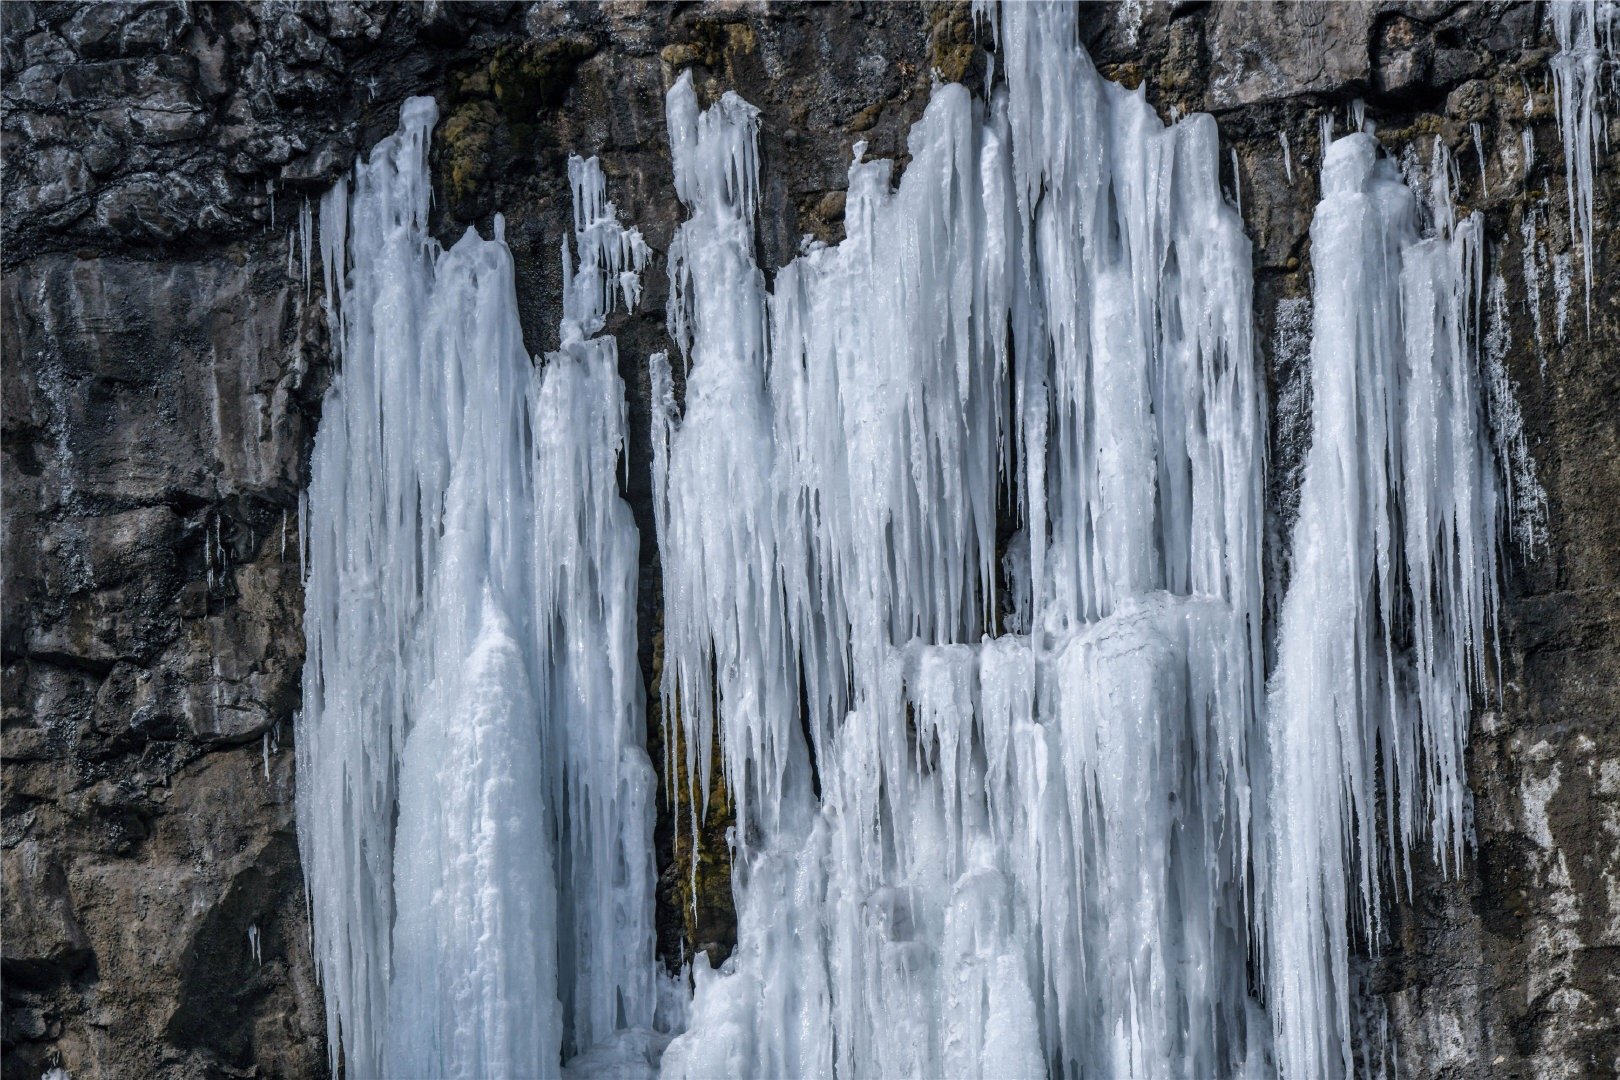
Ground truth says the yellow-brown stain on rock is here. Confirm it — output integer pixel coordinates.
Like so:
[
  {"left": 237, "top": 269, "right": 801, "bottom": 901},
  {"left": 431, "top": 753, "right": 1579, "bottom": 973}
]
[
  {"left": 647, "top": 631, "right": 737, "bottom": 961},
  {"left": 438, "top": 100, "right": 498, "bottom": 208},
  {"left": 927, "top": 1, "right": 978, "bottom": 84},
  {"left": 660, "top": 19, "right": 757, "bottom": 83},
  {"left": 432, "top": 35, "right": 597, "bottom": 211}
]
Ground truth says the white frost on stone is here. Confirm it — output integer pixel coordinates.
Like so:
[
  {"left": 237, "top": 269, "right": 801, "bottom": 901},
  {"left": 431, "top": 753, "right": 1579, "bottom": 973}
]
[{"left": 1485, "top": 272, "right": 1550, "bottom": 551}]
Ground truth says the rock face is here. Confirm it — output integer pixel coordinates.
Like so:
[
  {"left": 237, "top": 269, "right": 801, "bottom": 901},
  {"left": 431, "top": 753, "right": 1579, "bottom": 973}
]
[{"left": 2, "top": 3, "right": 1615, "bottom": 1078}]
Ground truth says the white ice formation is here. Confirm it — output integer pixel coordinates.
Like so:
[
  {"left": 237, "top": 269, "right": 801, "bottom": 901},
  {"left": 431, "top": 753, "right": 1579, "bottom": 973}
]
[
  {"left": 1549, "top": 0, "right": 1615, "bottom": 321},
  {"left": 298, "top": 4, "right": 1533, "bottom": 1078},
  {"left": 1264, "top": 133, "right": 1503, "bottom": 1079},
  {"left": 650, "top": 3, "right": 1512, "bottom": 1078},
  {"left": 297, "top": 98, "right": 665, "bottom": 1078}
]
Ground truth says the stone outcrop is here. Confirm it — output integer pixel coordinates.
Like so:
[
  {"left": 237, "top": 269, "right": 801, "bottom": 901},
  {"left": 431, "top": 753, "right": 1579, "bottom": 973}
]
[{"left": 3, "top": 3, "right": 1615, "bottom": 1077}]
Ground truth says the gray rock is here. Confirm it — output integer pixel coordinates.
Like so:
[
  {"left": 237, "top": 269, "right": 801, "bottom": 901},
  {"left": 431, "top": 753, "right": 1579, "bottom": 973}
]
[
  {"left": 1, "top": 845, "right": 94, "bottom": 987},
  {"left": 19, "top": 146, "right": 93, "bottom": 213},
  {"left": 55, "top": 57, "right": 195, "bottom": 108},
  {"left": 278, "top": 140, "right": 347, "bottom": 186},
  {"left": 1205, "top": 2, "right": 1374, "bottom": 109},
  {"left": 81, "top": 127, "right": 125, "bottom": 177},
  {"left": 10, "top": 62, "right": 64, "bottom": 107},
  {"left": 63, "top": 3, "right": 189, "bottom": 61},
  {"left": 326, "top": 2, "right": 385, "bottom": 43},
  {"left": 94, "top": 174, "right": 188, "bottom": 240},
  {"left": 1446, "top": 77, "right": 1493, "bottom": 122},
  {"left": 124, "top": 102, "right": 210, "bottom": 144},
  {"left": 1373, "top": 15, "right": 1432, "bottom": 97}
]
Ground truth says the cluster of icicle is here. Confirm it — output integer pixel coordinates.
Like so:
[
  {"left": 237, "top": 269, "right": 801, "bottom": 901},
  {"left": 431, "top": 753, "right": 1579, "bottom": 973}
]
[
  {"left": 296, "top": 98, "right": 676, "bottom": 1078},
  {"left": 1265, "top": 134, "right": 1503, "bottom": 1078},
  {"left": 652, "top": 3, "right": 1509, "bottom": 1078},
  {"left": 296, "top": 2, "right": 1532, "bottom": 1076},
  {"left": 1550, "top": 0, "right": 1615, "bottom": 320}
]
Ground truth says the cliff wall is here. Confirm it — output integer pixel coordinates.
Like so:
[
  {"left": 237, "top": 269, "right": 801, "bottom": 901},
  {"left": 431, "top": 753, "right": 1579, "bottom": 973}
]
[{"left": 3, "top": 3, "right": 1616, "bottom": 1076}]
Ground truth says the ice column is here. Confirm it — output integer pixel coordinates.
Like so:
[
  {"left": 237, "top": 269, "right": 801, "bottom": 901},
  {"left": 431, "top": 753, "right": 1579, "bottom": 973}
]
[
  {"left": 653, "top": 77, "right": 812, "bottom": 842},
  {"left": 539, "top": 156, "right": 661, "bottom": 1060},
  {"left": 656, "top": 0, "right": 1269, "bottom": 1067},
  {"left": 1265, "top": 133, "right": 1501, "bottom": 1079},
  {"left": 298, "top": 98, "right": 661, "bottom": 1078},
  {"left": 1549, "top": 0, "right": 1615, "bottom": 319},
  {"left": 298, "top": 98, "right": 446, "bottom": 1078}
]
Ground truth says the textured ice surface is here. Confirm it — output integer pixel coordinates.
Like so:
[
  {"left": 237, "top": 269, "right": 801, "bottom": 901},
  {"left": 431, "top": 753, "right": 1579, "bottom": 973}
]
[
  {"left": 654, "top": 0, "right": 1267, "bottom": 1072},
  {"left": 297, "top": 99, "right": 663, "bottom": 1078},
  {"left": 652, "top": 6, "right": 1514, "bottom": 1079},
  {"left": 1265, "top": 133, "right": 1502, "bottom": 1079},
  {"left": 297, "top": 6, "right": 1532, "bottom": 1078},
  {"left": 1550, "top": 0, "right": 1615, "bottom": 321}
]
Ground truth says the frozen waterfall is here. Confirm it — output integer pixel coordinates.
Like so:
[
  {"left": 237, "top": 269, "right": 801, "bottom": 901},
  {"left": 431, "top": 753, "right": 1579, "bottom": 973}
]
[
  {"left": 297, "top": 100, "right": 665, "bottom": 1077},
  {"left": 297, "top": 5, "right": 1523, "bottom": 1079},
  {"left": 1265, "top": 134, "right": 1499, "bottom": 1079}
]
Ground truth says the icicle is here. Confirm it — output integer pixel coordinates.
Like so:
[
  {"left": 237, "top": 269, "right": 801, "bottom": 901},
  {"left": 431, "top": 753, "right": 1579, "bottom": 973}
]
[
  {"left": 211, "top": 514, "right": 226, "bottom": 588},
  {"left": 1281, "top": 130, "right": 1295, "bottom": 183},
  {"left": 1232, "top": 146, "right": 1244, "bottom": 214},
  {"left": 248, "top": 923, "right": 262, "bottom": 965},
  {"left": 1266, "top": 131, "right": 1504, "bottom": 1079},
  {"left": 534, "top": 158, "right": 661, "bottom": 1061},
  {"left": 563, "top": 155, "right": 652, "bottom": 342},
  {"left": 1485, "top": 272, "right": 1550, "bottom": 551},
  {"left": 262, "top": 730, "right": 270, "bottom": 780},
  {"left": 318, "top": 176, "right": 348, "bottom": 341},
  {"left": 294, "top": 491, "right": 307, "bottom": 584},
  {"left": 1549, "top": 0, "right": 1615, "bottom": 323},
  {"left": 661, "top": 1, "right": 1266, "bottom": 1073},
  {"left": 298, "top": 96, "right": 667, "bottom": 1080},
  {"left": 299, "top": 197, "right": 314, "bottom": 301},
  {"left": 1471, "top": 121, "right": 1490, "bottom": 194}
]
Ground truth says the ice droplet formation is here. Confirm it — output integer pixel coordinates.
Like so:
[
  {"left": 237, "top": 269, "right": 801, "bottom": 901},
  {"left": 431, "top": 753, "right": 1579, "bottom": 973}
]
[{"left": 298, "top": 5, "right": 1531, "bottom": 1077}]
